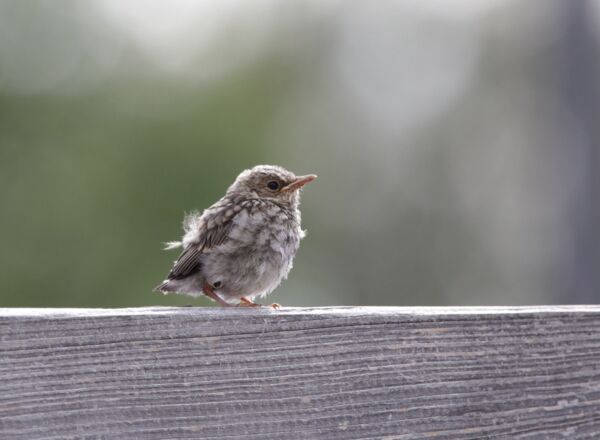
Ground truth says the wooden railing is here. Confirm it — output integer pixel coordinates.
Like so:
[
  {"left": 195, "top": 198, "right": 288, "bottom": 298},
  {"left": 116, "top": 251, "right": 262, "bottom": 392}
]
[{"left": 1, "top": 306, "right": 599, "bottom": 439}]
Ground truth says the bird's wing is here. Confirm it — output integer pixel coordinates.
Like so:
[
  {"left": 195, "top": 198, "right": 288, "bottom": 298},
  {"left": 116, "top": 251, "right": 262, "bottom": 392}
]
[
  {"left": 167, "top": 245, "right": 204, "bottom": 279},
  {"left": 166, "top": 202, "right": 238, "bottom": 280}
]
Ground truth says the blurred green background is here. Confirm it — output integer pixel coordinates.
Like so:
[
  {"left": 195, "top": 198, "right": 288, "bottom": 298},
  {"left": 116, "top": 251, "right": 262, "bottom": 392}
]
[{"left": 1, "top": 0, "right": 599, "bottom": 307}]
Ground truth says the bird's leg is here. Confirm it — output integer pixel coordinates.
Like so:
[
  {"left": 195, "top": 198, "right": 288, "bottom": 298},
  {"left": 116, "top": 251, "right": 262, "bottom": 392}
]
[
  {"left": 202, "top": 281, "right": 233, "bottom": 307},
  {"left": 239, "top": 296, "right": 261, "bottom": 307}
]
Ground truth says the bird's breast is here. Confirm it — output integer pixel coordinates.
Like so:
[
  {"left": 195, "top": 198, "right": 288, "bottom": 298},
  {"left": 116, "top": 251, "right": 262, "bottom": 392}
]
[
  {"left": 228, "top": 204, "right": 300, "bottom": 250},
  {"left": 201, "top": 203, "right": 303, "bottom": 298}
]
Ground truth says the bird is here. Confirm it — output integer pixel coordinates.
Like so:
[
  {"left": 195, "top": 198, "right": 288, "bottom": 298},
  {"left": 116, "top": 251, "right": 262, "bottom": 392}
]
[{"left": 154, "top": 165, "right": 317, "bottom": 308}]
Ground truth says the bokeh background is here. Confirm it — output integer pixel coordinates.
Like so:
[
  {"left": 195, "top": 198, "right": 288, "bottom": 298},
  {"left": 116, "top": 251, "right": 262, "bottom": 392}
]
[{"left": 1, "top": 0, "right": 599, "bottom": 307}]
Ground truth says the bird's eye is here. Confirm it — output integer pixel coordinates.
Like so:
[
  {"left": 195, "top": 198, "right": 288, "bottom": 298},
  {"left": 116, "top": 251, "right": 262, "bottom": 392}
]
[{"left": 267, "top": 180, "right": 280, "bottom": 191}]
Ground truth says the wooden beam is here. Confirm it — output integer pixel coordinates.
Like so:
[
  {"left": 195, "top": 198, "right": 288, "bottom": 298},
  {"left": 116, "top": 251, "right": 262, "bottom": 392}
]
[{"left": 1, "top": 306, "right": 600, "bottom": 439}]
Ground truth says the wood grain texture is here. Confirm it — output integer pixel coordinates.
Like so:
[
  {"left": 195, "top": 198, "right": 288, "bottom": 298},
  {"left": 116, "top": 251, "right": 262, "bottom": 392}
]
[{"left": 1, "top": 306, "right": 600, "bottom": 440}]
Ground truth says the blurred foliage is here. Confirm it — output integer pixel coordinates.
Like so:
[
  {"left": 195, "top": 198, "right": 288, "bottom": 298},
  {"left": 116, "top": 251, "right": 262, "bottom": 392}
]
[{"left": 0, "top": 0, "right": 599, "bottom": 307}]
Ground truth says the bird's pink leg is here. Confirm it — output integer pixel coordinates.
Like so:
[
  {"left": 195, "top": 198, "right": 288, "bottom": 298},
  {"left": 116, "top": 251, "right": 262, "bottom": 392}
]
[
  {"left": 202, "top": 282, "right": 233, "bottom": 307},
  {"left": 239, "top": 296, "right": 261, "bottom": 307}
]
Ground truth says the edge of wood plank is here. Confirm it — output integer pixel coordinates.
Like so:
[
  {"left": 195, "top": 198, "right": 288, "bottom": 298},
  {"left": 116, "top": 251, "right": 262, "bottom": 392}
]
[{"left": 1, "top": 305, "right": 600, "bottom": 318}]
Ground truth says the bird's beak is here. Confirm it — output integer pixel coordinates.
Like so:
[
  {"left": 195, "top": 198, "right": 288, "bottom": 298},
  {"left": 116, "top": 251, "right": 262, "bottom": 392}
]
[{"left": 281, "top": 174, "right": 317, "bottom": 192}]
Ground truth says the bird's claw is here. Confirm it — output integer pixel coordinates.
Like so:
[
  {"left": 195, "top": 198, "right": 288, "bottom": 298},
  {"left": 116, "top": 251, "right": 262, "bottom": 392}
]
[
  {"left": 239, "top": 296, "right": 260, "bottom": 307},
  {"left": 238, "top": 297, "right": 281, "bottom": 309}
]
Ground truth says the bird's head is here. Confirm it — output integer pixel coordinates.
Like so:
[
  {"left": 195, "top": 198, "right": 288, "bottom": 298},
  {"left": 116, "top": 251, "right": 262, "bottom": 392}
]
[{"left": 227, "top": 165, "right": 317, "bottom": 208}]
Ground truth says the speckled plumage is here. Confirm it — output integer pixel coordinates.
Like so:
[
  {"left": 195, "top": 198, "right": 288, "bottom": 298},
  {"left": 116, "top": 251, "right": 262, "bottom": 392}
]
[{"left": 155, "top": 165, "right": 316, "bottom": 307}]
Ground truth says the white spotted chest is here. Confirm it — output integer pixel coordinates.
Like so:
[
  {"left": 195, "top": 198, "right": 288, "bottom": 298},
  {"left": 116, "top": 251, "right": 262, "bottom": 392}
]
[{"left": 200, "top": 201, "right": 304, "bottom": 301}]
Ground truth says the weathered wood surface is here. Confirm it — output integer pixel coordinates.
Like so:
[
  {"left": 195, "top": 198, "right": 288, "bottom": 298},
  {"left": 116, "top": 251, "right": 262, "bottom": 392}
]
[{"left": 1, "top": 306, "right": 600, "bottom": 439}]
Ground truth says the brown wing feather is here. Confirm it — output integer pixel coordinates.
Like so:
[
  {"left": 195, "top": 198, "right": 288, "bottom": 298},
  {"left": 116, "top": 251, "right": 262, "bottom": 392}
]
[
  {"left": 165, "top": 203, "right": 237, "bottom": 280},
  {"left": 167, "top": 245, "right": 204, "bottom": 279}
]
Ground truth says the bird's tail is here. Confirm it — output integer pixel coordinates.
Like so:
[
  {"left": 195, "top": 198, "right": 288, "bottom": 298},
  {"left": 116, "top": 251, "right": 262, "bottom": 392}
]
[
  {"left": 153, "top": 277, "right": 203, "bottom": 295},
  {"left": 153, "top": 279, "right": 173, "bottom": 293}
]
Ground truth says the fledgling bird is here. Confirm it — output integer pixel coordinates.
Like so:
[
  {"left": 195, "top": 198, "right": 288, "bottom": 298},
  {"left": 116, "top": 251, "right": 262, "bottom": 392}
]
[{"left": 154, "top": 165, "right": 316, "bottom": 308}]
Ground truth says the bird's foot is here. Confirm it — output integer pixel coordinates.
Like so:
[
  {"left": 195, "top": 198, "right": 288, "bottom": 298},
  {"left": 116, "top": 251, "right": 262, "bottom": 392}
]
[
  {"left": 238, "top": 297, "right": 281, "bottom": 309},
  {"left": 239, "top": 296, "right": 261, "bottom": 307}
]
